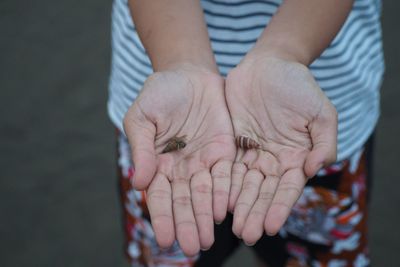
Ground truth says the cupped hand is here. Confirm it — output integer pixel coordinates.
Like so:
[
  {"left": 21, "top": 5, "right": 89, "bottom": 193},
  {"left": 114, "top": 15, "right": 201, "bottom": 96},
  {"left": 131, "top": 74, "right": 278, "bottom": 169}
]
[
  {"left": 225, "top": 56, "right": 337, "bottom": 245},
  {"left": 123, "top": 65, "right": 236, "bottom": 256}
]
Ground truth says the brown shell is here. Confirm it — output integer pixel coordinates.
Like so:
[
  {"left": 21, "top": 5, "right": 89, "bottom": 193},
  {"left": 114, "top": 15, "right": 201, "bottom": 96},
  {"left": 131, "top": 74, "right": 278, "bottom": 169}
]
[
  {"left": 235, "top": 136, "right": 260, "bottom": 149},
  {"left": 161, "top": 136, "right": 187, "bottom": 153}
]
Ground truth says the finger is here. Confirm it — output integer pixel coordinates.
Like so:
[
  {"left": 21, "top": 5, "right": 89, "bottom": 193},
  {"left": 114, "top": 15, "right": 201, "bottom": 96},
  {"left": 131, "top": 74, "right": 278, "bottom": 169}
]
[
  {"left": 228, "top": 162, "right": 247, "bottom": 212},
  {"left": 146, "top": 173, "right": 174, "bottom": 248},
  {"left": 264, "top": 168, "right": 307, "bottom": 235},
  {"left": 190, "top": 170, "right": 214, "bottom": 250},
  {"left": 241, "top": 175, "right": 280, "bottom": 245},
  {"left": 123, "top": 106, "right": 157, "bottom": 190},
  {"left": 211, "top": 160, "right": 233, "bottom": 223},
  {"left": 232, "top": 170, "right": 263, "bottom": 237},
  {"left": 172, "top": 177, "right": 200, "bottom": 256},
  {"left": 305, "top": 100, "right": 338, "bottom": 178}
]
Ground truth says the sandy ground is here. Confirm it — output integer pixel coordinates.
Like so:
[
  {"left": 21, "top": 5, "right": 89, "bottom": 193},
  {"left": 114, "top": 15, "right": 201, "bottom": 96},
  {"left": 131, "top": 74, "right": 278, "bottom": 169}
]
[{"left": 1, "top": 0, "right": 399, "bottom": 266}]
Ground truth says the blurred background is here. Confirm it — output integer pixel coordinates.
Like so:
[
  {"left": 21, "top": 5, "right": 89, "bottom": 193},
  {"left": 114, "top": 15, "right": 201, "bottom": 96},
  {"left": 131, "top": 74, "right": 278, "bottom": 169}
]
[{"left": 1, "top": 0, "right": 399, "bottom": 266}]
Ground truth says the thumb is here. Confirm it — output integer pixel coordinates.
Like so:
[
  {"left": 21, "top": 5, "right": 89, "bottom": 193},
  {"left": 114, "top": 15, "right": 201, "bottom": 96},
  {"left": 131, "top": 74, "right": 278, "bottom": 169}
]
[
  {"left": 304, "top": 100, "right": 338, "bottom": 178},
  {"left": 123, "top": 104, "right": 157, "bottom": 190}
]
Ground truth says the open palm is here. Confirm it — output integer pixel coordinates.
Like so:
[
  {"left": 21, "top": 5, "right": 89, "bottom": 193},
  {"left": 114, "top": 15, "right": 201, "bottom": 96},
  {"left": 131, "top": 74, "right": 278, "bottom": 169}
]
[
  {"left": 225, "top": 57, "right": 338, "bottom": 245},
  {"left": 123, "top": 67, "right": 236, "bottom": 256}
]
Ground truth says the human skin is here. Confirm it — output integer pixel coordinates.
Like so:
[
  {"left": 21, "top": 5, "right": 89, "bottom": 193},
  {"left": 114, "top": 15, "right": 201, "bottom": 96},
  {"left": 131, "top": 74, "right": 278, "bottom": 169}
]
[
  {"left": 227, "top": 0, "right": 353, "bottom": 245},
  {"left": 124, "top": 0, "right": 236, "bottom": 256},
  {"left": 124, "top": 67, "right": 236, "bottom": 255},
  {"left": 123, "top": 0, "right": 353, "bottom": 257}
]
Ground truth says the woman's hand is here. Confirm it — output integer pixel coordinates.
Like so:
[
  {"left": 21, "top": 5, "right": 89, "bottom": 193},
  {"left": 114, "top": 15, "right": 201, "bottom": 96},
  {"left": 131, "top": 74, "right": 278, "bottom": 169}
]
[
  {"left": 225, "top": 56, "right": 337, "bottom": 245},
  {"left": 123, "top": 65, "right": 236, "bottom": 256}
]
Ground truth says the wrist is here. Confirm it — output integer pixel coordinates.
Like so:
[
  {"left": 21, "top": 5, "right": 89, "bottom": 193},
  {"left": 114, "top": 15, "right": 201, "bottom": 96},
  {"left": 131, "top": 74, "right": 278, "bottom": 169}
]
[
  {"left": 156, "top": 58, "right": 219, "bottom": 75},
  {"left": 151, "top": 62, "right": 224, "bottom": 90},
  {"left": 161, "top": 61, "right": 220, "bottom": 76},
  {"left": 151, "top": 43, "right": 219, "bottom": 74},
  {"left": 246, "top": 40, "right": 312, "bottom": 66}
]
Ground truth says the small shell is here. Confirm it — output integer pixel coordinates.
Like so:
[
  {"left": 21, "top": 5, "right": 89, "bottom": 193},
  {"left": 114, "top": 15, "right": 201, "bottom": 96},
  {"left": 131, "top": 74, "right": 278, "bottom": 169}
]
[
  {"left": 162, "top": 136, "right": 187, "bottom": 153},
  {"left": 235, "top": 136, "right": 260, "bottom": 149}
]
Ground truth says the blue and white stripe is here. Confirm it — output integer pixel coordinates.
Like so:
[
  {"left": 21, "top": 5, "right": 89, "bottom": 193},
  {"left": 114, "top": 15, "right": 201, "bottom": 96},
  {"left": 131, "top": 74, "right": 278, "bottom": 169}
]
[{"left": 108, "top": 0, "right": 384, "bottom": 162}]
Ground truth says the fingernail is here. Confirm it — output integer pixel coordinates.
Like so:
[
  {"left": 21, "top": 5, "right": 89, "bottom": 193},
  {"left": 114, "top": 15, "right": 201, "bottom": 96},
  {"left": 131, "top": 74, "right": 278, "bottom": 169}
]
[
  {"left": 215, "top": 220, "right": 222, "bottom": 225},
  {"left": 244, "top": 241, "right": 255, "bottom": 246},
  {"left": 266, "top": 231, "right": 277, "bottom": 236},
  {"left": 317, "top": 163, "right": 324, "bottom": 171},
  {"left": 130, "top": 173, "right": 136, "bottom": 185}
]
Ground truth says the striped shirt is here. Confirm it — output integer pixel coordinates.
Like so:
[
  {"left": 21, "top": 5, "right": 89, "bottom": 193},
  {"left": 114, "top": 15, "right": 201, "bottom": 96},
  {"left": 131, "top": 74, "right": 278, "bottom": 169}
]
[{"left": 108, "top": 0, "right": 384, "bottom": 162}]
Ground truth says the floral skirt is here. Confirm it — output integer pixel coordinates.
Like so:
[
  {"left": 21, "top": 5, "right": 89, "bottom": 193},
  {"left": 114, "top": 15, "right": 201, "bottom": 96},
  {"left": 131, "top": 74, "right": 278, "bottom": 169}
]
[{"left": 116, "top": 131, "right": 373, "bottom": 267}]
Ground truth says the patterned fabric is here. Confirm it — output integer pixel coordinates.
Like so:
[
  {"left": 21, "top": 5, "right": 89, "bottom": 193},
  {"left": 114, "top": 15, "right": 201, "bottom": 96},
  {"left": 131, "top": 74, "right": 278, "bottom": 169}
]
[
  {"left": 116, "top": 131, "right": 373, "bottom": 267},
  {"left": 108, "top": 0, "right": 384, "bottom": 161}
]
